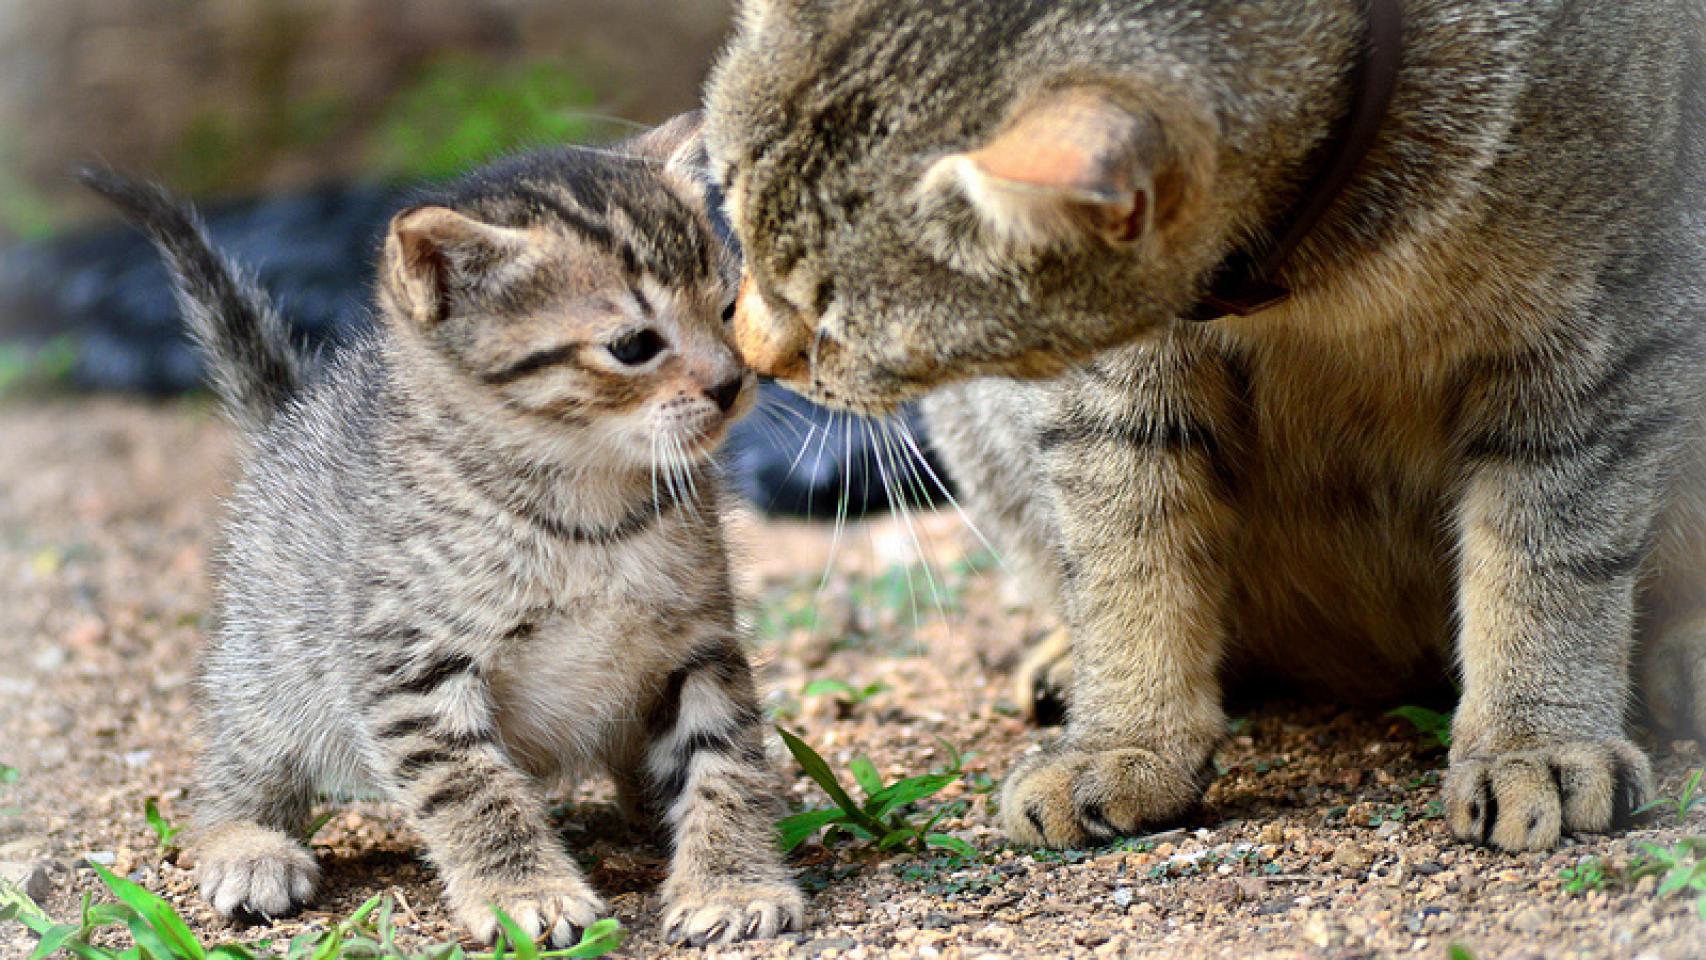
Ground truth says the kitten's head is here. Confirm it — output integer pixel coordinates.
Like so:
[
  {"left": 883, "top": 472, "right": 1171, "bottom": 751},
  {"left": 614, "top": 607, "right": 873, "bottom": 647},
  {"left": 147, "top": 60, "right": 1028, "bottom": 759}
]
[
  {"left": 378, "top": 113, "right": 753, "bottom": 471},
  {"left": 705, "top": 0, "right": 1320, "bottom": 410}
]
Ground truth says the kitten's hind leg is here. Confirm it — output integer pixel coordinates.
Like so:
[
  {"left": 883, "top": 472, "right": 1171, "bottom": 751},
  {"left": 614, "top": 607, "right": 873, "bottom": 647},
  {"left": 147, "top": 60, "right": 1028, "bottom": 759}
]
[
  {"left": 192, "top": 734, "right": 320, "bottom": 920},
  {"left": 643, "top": 636, "right": 804, "bottom": 946}
]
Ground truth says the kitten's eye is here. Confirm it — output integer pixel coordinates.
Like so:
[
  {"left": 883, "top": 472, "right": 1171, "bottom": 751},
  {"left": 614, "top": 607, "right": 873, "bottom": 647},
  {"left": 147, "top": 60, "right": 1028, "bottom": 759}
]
[
  {"left": 721, "top": 300, "right": 737, "bottom": 325},
  {"left": 607, "top": 328, "right": 666, "bottom": 366}
]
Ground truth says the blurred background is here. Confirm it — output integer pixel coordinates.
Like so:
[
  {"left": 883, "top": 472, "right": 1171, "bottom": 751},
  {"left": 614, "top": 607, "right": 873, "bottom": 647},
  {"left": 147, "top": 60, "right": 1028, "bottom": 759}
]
[
  {"left": 0, "top": 0, "right": 938, "bottom": 515},
  {"left": 0, "top": 0, "right": 730, "bottom": 386}
]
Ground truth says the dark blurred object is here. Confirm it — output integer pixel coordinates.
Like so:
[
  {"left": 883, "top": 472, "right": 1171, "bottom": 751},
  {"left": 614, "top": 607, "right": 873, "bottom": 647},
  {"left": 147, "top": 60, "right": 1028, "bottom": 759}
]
[
  {"left": 0, "top": 184, "right": 403, "bottom": 393},
  {"left": 0, "top": 187, "right": 949, "bottom": 518}
]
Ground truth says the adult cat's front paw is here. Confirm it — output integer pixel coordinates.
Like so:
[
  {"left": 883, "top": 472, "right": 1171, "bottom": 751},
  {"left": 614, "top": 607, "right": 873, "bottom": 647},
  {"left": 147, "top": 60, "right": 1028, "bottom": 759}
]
[
  {"left": 452, "top": 874, "right": 606, "bottom": 949},
  {"left": 1000, "top": 741, "right": 1207, "bottom": 848},
  {"left": 196, "top": 822, "right": 319, "bottom": 920},
  {"left": 660, "top": 880, "right": 804, "bottom": 946},
  {"left": 1443, "top": 739, "right": 1651, "bottom": 851}
]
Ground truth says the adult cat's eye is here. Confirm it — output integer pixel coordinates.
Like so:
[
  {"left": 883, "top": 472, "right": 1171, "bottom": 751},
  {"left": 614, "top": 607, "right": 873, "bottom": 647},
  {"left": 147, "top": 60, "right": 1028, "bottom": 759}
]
[{"left": 608, "top": 328, "right": 666, "bottom": 366}]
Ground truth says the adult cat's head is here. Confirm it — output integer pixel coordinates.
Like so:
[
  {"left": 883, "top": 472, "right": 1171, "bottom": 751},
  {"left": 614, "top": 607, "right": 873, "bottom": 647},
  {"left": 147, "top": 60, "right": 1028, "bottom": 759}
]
[{"left": 705, "top": 0, "right": 1360, "bottom": 410}]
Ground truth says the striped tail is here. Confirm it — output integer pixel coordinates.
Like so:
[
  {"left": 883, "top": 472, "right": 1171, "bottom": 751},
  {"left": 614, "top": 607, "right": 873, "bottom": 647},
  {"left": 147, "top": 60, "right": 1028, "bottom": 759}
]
[{"left": 77, "top": 167, "right": 305, "bottom": 432}]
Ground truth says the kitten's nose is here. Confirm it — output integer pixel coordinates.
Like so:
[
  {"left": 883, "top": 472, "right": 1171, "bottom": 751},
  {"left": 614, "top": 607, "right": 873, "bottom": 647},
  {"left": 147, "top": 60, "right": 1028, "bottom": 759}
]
[{"left": 707, "top": 376, "right": 743, "bottom": 413}]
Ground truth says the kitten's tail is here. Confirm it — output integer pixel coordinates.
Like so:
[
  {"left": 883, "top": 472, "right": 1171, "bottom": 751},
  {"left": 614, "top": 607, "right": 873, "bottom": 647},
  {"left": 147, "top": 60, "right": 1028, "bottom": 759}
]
[{"left": 77, "top": 167, "right": 305, "bottom": 432}]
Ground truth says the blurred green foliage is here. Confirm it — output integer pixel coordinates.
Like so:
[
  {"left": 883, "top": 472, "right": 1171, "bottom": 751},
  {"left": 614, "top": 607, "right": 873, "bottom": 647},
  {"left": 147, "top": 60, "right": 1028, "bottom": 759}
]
[
  {"left": 0, "top": 138, "right": 63, "bottom": 241},
  {"left": 370, "top": 58, "right": 599, "bottom": 181}
]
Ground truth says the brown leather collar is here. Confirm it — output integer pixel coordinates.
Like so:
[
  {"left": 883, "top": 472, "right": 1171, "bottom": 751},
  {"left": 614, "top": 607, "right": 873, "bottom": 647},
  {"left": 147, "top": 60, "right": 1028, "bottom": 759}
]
[{"left": 1190, "top": 0, "right": 1403, "bottom": 321}]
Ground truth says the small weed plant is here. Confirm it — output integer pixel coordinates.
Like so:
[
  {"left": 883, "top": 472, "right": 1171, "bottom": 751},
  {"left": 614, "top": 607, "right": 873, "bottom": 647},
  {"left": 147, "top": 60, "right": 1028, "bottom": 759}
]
[
  {"left": 1386, "top": 706, "right": 1453, "bottom": 749},
  {"left": 1631, "top": 838, "right": 1706, "bottom": 921},
  {"left": 1637, "top": 768, "right": 1703, "bottom": 822},
  {"left": 0, "top": 865, "right": 622, "bottom": 960},
  {"left": 1559, "top": 856, "right": 1613, "bottom": 894},
  {"left": 776, "top": 728, "right": 976, "bottom": 858},
  {"left": 141, "top": 800, "right": 182, "bottom": 857},
  {"left": 801, "top": 679, "right": 889, "bottom": 706}
]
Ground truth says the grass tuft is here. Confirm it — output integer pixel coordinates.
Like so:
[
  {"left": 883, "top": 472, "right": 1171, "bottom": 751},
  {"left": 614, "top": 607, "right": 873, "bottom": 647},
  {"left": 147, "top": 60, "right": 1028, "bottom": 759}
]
[
  {"left": 1385, "top": 705, "right": 1452, "bottom": 749},
  {"left": 0, "top": 865, "right": 623, "bottom": 960},
  {"left": 775, "top": 727, "right": 976, "bottom": 860}
]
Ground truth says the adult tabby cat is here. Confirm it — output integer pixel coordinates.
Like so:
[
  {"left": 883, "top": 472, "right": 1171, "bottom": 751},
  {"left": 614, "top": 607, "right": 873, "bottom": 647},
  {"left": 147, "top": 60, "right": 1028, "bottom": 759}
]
[{"left": 705, "top": 0, "right": 1706, "bottom": 851}]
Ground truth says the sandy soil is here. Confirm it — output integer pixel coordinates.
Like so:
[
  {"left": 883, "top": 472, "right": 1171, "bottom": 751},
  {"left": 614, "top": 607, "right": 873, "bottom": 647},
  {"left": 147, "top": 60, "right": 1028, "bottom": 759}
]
[{"left": 2, "top": 398, "right": 1703, "bottom": 959}]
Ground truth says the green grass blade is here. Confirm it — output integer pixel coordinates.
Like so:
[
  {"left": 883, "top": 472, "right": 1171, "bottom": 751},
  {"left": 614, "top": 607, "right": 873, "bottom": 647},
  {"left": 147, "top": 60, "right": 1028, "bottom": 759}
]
[
  {"left": 801, "top": 679, "right": 854, "bottom": 699},
  {"left": 299, "top": 811, "right": 338, "bottom": 845},
  {"left": 490, "top": 907, "right": 540, "bottom": 960},
  {"left": 925, "top": 834, "right": 979, "bottom": 859},
  {"left": 849, "top": 757, "right": 883, "bottom": 799},
  {"left": 866, "top": 773, "right": 959, "bottom": 820},
  {"left": 142, "top": 800, "right": 180, "bottom": 853},
  {"left": 90, "top": 865, "right": 204, "bottom": 960},
  {"left": 776, "top": 728, "right": 862, "bottom": 817},
  {"left": 777, "top": 809, "right": 844, "bottom": 852},
  {"left": 548, "top": 918, "right": 624, "bottom": 959},
  {"left": 28, "top": 924, "right": 80, "bottom": 960},
  {"left": 124, "top": 915, "right": 183, "bottom": 960}
]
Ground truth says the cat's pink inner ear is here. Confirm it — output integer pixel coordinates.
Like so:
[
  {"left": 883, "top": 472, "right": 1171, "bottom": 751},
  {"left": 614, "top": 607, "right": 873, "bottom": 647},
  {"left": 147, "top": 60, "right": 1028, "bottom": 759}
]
[
  {"left": 965, "top": 88, "right": 1156, "bottom": 243},
  {"left": 384, "top": 206, "right": 509, "bottom": 327}
]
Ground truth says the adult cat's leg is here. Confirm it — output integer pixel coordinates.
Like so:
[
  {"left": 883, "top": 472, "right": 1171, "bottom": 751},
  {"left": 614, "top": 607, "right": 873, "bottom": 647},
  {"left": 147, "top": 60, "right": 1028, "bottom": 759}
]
[
  {"left": 367, "top": 654, "right": 604, "bottom": 947},
  {"left": 1000, "top": 333, "right": 1246, "bottom": 847},
  {"left": 922, "top": 382, "right": 1072, "bottom": 722},
  {"left": 1444, "top": 323, "right": 1684, "bottom": 850},
  {"left": 641, "top": 635, "right": 803, "bottom": 946},
  {"left": 1638, "top": 416, "right": 1706, "bottom": 741}
]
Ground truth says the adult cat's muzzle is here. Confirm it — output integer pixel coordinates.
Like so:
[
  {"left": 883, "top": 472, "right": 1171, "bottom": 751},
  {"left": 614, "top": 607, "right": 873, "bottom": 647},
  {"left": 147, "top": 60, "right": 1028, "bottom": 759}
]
[{"left": 732, "top": 273, "right": 810, "bottom": 382}]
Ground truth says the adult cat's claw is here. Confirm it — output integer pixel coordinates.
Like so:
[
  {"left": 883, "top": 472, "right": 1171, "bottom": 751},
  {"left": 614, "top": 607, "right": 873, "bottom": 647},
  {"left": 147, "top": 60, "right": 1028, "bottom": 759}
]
[
  {"left": 1443, "top": 739, "right": 1650, "bottom": 851},
  {"left": 999, "top": 741, "right": 1207, "bottom": 848}
]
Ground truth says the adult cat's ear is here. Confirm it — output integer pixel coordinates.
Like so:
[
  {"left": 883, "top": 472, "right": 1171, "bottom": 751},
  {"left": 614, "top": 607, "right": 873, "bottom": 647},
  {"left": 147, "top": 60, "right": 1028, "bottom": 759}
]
[
  {"left": 382, "top": 205, "right": 530, "bottom": 328},
  {"left": 921, "top": 87, "right": 1170, "bottom": 254},
  {"left": 627, "top": 110, "right": 707, "bottom": 178}
]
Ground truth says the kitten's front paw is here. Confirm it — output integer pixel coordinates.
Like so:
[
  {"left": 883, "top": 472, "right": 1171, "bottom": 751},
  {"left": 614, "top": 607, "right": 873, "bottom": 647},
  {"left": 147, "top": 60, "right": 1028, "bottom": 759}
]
[
  {"left": 1014, "top": 627, "right": 1073, "bottom": 727},
  {"left": 661, "top": 881, "right": 804, "bottom": 947},
  {"left": 196, "top": 823, "right": 319, "bottom": 919},
  {"left": 454, "top": 876, "right": 607, "bottom": 949},
  {"left": 1000, "top": 741, "right": 1206, "bottom": 848},
  {"left": 1444, "top": 739, "right": 1651, "bottom": 851},
  {"left": 1641, "top": 622, "right": 1706, "bottom": 740}
]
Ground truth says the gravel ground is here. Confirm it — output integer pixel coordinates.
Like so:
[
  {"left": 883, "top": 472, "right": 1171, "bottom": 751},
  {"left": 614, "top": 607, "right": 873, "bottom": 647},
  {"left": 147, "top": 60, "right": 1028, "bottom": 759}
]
[{"left": 2, "top": 397, "right": 1704, "bottom": 960}]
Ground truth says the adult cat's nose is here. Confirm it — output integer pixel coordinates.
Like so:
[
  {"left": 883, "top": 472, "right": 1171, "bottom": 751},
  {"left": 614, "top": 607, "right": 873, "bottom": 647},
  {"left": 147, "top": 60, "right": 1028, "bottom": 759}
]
[
  {"left": 707, "top": 376, "right": 743, "bottom": 413},
  {"left": 732, "top": 273, "right": 809, "bottom": 382}
]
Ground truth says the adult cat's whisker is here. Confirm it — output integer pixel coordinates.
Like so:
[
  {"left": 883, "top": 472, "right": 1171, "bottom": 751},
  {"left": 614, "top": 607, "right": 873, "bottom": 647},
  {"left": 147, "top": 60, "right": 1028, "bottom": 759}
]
[
  {"left": 815, "top": 411, "right": 855, "bottom": 596},
  {"left": 873, "top": 418, "right": 940, "bottom": 644},
  {"left": 879, "top": 417, "right": 957, "bottom": 645},
  {"left": 893, "top": 417, "right": 1009, "bottom": 575}
]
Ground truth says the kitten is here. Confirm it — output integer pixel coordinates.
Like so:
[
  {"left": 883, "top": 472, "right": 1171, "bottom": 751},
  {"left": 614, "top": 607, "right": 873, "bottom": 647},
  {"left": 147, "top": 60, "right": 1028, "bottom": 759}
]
[
  {"left": 706, "top": 0, "right": 1706, "bottom": 854},
  {"left": 79, "top": 114, "right": 805, "bottom": 947}
]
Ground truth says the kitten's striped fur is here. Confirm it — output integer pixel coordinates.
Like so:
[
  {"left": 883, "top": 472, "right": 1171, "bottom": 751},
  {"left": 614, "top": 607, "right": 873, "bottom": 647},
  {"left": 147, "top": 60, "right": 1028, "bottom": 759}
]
[
  {"left": 709, "top": 0, "right": 1706, "bottom": 853},
  {"left": 81, "top": 115, "right": 804, "bottom": 947}
]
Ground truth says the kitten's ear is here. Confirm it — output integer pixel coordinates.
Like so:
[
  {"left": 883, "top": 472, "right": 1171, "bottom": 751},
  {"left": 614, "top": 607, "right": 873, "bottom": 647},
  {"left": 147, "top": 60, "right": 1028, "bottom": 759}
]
[
  {"left": 382, "top": 205, "right": 528, "bottom": 328},
  {"left": 921, "top": 87, "right": 1169, "bottom": 252},
  {"left": 626, "top": 111, "right": 707, "bottom": 178}
]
